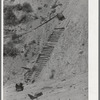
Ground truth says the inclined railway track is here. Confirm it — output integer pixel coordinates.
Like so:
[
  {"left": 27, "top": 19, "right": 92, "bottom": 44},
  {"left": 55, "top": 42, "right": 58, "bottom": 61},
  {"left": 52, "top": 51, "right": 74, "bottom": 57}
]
[{"left": 24, "top": 28, "right": 65, "bottom": 83}]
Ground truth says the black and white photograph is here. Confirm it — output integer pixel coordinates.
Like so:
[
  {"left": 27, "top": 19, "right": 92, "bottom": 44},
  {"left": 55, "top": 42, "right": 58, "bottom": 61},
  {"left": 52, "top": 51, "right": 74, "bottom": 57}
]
[{"left": 3, "top": 0, "right": 89, "bottom": 100}]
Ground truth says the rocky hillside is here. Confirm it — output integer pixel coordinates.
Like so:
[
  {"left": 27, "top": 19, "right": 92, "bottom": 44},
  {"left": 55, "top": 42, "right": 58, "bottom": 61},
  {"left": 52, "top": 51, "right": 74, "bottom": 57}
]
[{"left": 3, "top": 0, "right": 88, "bottom": 100}]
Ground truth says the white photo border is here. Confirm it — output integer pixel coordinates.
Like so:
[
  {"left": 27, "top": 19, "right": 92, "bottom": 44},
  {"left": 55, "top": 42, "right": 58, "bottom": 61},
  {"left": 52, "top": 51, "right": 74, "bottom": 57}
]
[{"left": 89, "top": 0, "right": 98, "bottom": 100}]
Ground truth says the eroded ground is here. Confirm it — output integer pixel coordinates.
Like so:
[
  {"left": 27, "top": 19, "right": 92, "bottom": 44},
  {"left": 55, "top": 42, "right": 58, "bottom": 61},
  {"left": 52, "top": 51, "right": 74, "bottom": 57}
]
[{"left": 3, "top": 0, "right": 88, "bottom": 100}]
